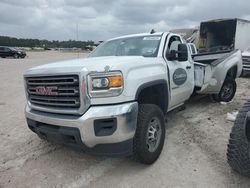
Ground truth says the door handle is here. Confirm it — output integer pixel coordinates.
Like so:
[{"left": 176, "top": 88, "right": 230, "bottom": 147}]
[{"left": 186, "top": 66, "right": 192, "bottom": 69}]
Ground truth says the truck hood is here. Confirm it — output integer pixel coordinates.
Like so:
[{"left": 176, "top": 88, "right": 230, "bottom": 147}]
[{"left": 24, "top": 56, "right": 156, "bottom": 76}]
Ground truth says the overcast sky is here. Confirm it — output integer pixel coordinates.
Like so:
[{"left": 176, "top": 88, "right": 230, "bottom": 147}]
[{"left": 0, "top": 0, "right": 250, "bottom": 41}]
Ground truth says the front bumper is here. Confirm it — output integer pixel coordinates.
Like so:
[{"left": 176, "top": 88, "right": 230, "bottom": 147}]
[{"left": 25, "top": 102, "right": 138, "bottom": 156}]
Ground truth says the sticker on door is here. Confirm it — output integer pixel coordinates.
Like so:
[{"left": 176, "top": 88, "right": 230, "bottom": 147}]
[{"left": 173, "top": 68, "right": 187, "bottom": 85}]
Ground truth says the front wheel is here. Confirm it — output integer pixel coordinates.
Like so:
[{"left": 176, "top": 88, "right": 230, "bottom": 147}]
[
  {"left": 212, "top": 78, "right": 236, "bottom": 102},
  {"left": 133, "top": 104, "right": 166, "bottom": 164}
]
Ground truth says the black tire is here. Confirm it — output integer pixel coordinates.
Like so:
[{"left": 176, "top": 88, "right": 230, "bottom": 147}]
[
  {"left": 13, "top": 54, "right": 19, "bottom": 59},
  {"left": 212, "top": 78, "right": 236, "bottom": 102},
  {"left": 133, "top": 104, "right": 166, "bottom": 164},
  {"left": 227, "top": 102, "right": 250, "bottom": 177}
]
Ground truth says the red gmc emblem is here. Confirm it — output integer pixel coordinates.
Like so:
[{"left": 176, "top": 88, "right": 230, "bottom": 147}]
[{"left": 35, "top": 86, "right": 58, "bottom": 96}]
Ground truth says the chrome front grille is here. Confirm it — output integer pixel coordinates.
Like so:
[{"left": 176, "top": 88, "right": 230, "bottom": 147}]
[
  {"left": 242, "top": 56, "right": 250, "bottom": 62},
  {"left": 242, "top": 56, "right": 250, "bottom": 69},
  {"left": 26, "top": 75, "right": 80, "bottom": 110}
]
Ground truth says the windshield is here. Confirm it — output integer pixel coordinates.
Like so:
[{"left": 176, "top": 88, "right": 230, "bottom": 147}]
[{"left": 90, "top": 35, "right": 162, "bottom": 57}]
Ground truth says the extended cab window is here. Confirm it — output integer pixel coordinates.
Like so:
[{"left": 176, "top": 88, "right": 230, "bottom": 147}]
[
  {"left": 190, "top": 44, "right": 196, "bottom": 54},
  {"left": 90, "top": 36, "right": 161, "bottom": 57}
]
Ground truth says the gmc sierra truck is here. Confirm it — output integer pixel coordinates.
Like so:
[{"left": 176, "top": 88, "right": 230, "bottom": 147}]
[{"left": 24, "top": 32, "right": 242, "bottom": 164}]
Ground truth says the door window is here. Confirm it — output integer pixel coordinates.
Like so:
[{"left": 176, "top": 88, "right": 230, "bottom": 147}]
[{"left": 166, "top": 36, "right": 182, "bottom": 60}]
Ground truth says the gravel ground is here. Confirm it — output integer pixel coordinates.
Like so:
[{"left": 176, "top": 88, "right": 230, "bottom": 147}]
[{"left": 0, "top": 51, "right": 250, "bottom": 188}]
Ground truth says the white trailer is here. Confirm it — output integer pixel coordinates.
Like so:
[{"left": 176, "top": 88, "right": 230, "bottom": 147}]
[{"left": 198, "top": 18, "right": 250, "bottom": 53}]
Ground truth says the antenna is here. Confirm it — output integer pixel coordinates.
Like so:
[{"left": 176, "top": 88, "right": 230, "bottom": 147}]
[{"left": 150, "top": 29, "right": 155, "bottom": 34}]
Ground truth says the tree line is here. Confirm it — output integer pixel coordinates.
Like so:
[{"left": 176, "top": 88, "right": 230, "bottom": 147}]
[{"left": 0, "top": 36, "right": 95, "bottom": 49}]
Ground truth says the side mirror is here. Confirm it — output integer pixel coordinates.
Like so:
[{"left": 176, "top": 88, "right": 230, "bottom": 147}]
[
  {"left": 167, "top": 50, "right": 178, "bottom": 61},
  {"left": 177, "top": 44, "right": 188, "bottom": 61}
]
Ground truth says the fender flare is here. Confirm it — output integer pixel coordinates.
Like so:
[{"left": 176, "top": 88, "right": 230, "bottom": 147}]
[{"left": 135, "top": 79, "right": 169, "bottom": 113}]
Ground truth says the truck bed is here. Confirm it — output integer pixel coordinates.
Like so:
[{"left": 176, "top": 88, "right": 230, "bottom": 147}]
[
  {"left": 192, "top": 50, "right": 242, "bottom": 93},
  {"left": 192, "top": 50, "right": 236, "bottom": 66}
]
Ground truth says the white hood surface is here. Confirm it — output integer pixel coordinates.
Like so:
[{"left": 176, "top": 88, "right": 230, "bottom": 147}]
[{"left": 24, "top": 56, "right": 157, "bottom": 76}]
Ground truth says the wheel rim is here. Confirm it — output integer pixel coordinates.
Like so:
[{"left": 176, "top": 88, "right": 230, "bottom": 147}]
[
  {"left": 146, "top": 117, "right": 162, "bottom": 152},
  {"left": 221, "top": 82, "right": 233, "bottom": 100}
]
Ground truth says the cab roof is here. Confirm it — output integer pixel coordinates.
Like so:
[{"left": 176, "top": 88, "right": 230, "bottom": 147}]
[{"left": 107, "top": 32, "right": 167, "bottom": 41}]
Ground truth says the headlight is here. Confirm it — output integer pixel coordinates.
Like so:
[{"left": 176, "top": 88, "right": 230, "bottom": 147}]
[{"left": 88, "top": 71, "right": 123, "bottom": 98}]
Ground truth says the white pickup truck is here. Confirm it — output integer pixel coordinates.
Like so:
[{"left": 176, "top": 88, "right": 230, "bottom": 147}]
[{"left": 24, "top": 32, "right": 242, "bottom": 164}]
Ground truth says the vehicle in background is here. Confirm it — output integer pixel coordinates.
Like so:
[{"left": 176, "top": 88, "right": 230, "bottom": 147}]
[
  {"left": 0, "top": 46, "right": 26, "bottom": 58},
  {"left": 170, "top": 28, "right": 199, "bottom": 47},
  {"left": 241, "top": 47, "right": 250, "bottom": 76},
  {"left": 227, "top": 101, "right": 250, "bottom": 177},
  {"left": 198, "top": 18, "right": 250, "bottom": 53},
  {"left": 23, "top": 32, "right": 242, "bottom": 164}
]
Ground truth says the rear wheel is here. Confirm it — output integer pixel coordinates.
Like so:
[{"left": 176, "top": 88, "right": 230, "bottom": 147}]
[
  {"left": 212, "top": 78, "right": 236, "bottom": 102},
  {"left": 133, "top": 104, "right": 166, "bottom": 164},
  {"left": 227, "top": 102, "right": 250, "bottom": 177}
]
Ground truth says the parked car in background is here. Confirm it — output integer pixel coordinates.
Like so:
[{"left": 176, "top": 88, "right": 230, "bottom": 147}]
[
  {"left": 0, "top": 46, "right": 26, "bottom": 58},
  {"left": 242, "top": 47, "right": 250, "bottom": 76}
]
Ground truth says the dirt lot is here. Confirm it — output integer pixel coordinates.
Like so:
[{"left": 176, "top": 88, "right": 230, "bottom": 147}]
[{"left": 0, "top": 51, "right": 250, "bottom": 188}]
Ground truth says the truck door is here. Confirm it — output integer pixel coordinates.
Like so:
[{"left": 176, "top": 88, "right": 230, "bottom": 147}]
[{"left": 164, "top": 34, "right": 194, "bottom": 109}]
